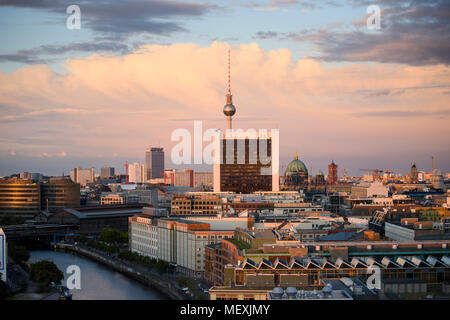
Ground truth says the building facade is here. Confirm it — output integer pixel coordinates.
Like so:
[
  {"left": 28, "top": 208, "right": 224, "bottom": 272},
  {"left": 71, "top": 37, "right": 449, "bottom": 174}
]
[
  {"left": 213, "top": 130, "right": 279, "bottom": 193},
  {"left": 0, "top": 178, "right": 41, "bottom": 217},
  {"left": 171, "top": 194, "right": 225, "bottom": 215},
  {"left": 100, "top": 167, "right": 115, "bottom": 179},
  {"left": 70, "top": 167, "right": 95, "bottom": 186},
  {"left": 194, "top": 172, "right": 213, "bottom": 188},
  {"left": 328, "top": 161, "right": 338, "bottom": 185},
  {"left": 129, "top": 216, "right": 236, "bottom": 278},
  {"left": 40, "top": 178, "right": 80, "bottom": 212},
  {"left": 128, "top": 162, "right": 145, "bottom": 183},
  {"left": 145, "top": 147, "right": 164, "bottom": 180}
]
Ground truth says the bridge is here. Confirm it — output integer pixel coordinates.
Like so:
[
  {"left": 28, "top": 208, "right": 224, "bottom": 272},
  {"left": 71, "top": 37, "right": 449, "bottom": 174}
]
[{"left": 1, "top": 223, "right": 79, "bottom": 240}]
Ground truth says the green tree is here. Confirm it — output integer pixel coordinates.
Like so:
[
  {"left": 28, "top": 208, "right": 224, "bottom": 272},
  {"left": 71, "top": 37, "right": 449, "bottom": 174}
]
[
  {"left": 99, "top": 228, "right": 128, "bottom": 244},
  {"left": 29, "top": 260, "right": 64, "bottom": 287}
]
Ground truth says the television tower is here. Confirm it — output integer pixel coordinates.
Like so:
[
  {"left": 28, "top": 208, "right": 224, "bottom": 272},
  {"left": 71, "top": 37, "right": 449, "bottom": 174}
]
[{"left": 223, "top": 48, "right": 236, "bottom": 130}]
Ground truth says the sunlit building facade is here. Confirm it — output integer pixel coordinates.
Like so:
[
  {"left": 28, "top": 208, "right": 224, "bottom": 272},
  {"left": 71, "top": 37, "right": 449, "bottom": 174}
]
[
  {"left": 213, "top": 130, "right": 279, "bottom": 193},
  {"left": 0, "top": 178, "right": 41, "bottom": 217}
]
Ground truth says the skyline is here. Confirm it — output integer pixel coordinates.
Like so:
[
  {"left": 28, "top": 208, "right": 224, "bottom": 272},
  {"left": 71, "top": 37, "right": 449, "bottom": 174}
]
[{"left": 0, "top": 0, "right": 449, "bottom": 176}]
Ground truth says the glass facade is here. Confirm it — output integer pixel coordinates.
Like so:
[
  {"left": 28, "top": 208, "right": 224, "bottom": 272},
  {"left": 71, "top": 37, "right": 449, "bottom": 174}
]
[
  {"left": 0, "top": 179, "right": 41, "bottom": 217},
  {"left": 220, "top": 138, "right": 272, "bottom": 193}
]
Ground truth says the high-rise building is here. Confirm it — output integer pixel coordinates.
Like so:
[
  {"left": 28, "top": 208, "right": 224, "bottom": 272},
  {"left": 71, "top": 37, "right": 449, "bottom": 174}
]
[
  {"left": 70, "top": 167, "right": 95, "bottom": 186},
  {"left": 100, "top": 167, "right": 115, "bottom": 179},
  {"left": 145, "top": 147, "right": 164, "bottom": 180},
  {"left": 411, "top": 163, "right": 418, "bottom": 183},
  {"left": 328, "top": 161, "right": 338, "bottom": 185},
  {"left": 0, "top": 178, "right": 41, "bottom": 217},
  {"left": 40, "top": 177, "right": 80, "bottom": 212},
  {"left": 128, "top": 162, "right": 145, "bottom": 183},
  {"left": 213, "top": 130, "right": 279, "bottom": 193},
  {"left": 213, "top": 50, "right": 279, "bottom": 193}
]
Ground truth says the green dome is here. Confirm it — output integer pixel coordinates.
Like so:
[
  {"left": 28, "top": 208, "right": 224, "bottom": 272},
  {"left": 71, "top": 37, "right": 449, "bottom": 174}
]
[
  {"left": 317, "top": 170, "right": 324, "bottom": 176},
  {"left": 285, "top": 153, "right": 308, "bottom": 176}
]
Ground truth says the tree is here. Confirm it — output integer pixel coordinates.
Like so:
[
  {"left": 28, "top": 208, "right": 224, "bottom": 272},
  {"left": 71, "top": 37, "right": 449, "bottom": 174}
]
[
  {"left": 99, "top": 228, "right": 128, "bottom": 244},
  {"left": 29, "top": 260, "right": 64, "bottom": 287}
]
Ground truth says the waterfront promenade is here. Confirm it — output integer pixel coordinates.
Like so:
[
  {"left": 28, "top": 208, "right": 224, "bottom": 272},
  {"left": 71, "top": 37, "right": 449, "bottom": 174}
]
[{"left": 57, "top": 243, "right": 192, "bottom": 300}]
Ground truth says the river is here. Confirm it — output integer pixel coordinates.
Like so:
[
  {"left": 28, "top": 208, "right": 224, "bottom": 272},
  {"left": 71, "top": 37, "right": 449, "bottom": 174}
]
[{"left": 29, "top": 250, "right": 165, "bottom": 300}]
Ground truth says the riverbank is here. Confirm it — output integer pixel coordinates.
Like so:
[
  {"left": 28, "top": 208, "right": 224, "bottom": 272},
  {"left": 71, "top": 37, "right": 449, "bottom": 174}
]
[{"left": 57, "top": 244, "right": 186, "bottom": 300}]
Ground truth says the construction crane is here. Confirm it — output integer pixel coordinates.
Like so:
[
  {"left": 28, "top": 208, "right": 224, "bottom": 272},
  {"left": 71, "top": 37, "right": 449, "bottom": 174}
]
[{"left": 360, "top": 168, "right": 384, "bottom": 181}]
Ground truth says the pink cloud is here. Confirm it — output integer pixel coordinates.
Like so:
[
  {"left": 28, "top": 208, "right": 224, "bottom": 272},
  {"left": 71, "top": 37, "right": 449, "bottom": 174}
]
[{"left": 0, "top": 42, "right": 448, "bottom": 163}]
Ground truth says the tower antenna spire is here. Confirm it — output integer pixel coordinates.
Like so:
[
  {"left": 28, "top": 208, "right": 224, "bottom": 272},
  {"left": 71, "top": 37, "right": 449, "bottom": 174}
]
[
  {"left": 223, "top": 47, "right": 236, "bottom": 130},
  {"left": 228, "top": 48, "right": 231, "bottom": 95}
]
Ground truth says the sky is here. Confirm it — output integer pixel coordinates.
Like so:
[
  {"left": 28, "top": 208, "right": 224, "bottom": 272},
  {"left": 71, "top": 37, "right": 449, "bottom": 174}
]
[{"left": 0, "top": 0, "right": 449, "bottom": 177}]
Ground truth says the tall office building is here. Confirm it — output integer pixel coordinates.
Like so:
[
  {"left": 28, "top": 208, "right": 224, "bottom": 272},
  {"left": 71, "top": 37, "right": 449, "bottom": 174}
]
[
  {"left": 129, "top": 162, "right": 145, "bottom": 183},
  {"left": 213, "top": 50, "right": 279, "bottom": 193},
  {"left": 40, "top": 177, "right": 80, "bottom": 212},
  {"left": 328, "top": 161, "right": 338, "bottom": 185},
  {"left": 0, "top": 178, "right": 41, "bottom": 217},
  {"left": 411, "top": 163, "right": 418, "bottom": 183},
  {"left": 100, "top": 167, "right": 115, "bottom": 179},
  {"left": 214, "top": 130, "right": 279, "bottom": 193},
  {"left": 70, "top": 167, "right": 95, "bottom": 186},
  {"left": 145, "top": 147, "right": 164, "bottom": 180}
]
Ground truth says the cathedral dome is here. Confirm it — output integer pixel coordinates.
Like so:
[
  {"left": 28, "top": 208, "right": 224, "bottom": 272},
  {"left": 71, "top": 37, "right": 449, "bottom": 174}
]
[{"left": 285, "top": 153, "right": 308, "bottom": 176}]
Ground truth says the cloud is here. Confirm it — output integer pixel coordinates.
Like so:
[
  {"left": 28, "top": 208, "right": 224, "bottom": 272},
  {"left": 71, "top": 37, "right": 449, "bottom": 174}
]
[
  {"left": 0, "top": 0, "right": 214, "bottom": 38},
  {"left": 0, "top": 42, "right": 131, "bottom": 64},
  {"left": 0, "top": 42, "right": 449, "bottom": 173},
  {"left": 270, "top": 0, "right": 298, "bottom": 5},
  {"left": 254, "top": 31, "right": 279, "bottom": 39},
  {"left": 354, "top": 109, "right": 450, "bottom": 118},
  {"left": 279, "top": 0, "right": 450, "bottom": 65},
  {"left": 0, "top": 108, "right": 93, "bottom": 123}
]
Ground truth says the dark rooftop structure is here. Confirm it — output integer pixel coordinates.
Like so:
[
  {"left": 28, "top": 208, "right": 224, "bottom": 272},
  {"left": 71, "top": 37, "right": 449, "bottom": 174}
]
[{"left": 44, "top": 204, "right": 145, "bottom": 234}]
